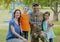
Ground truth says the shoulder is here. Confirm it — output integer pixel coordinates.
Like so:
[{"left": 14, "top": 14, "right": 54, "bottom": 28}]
[
  {"left": 28, "top": 11, "right": 33, "bottom": 16},
  {"left": 9, "top": 19, "right": 14, "bottom": 23},
  {"left": 39, "top": 12, "right": 43, "bottom": 14},
  {"left": 28, "top": 12, "right": 34, "bottom": 17},
  {"left": 9, "top": 19, "right": 15, "bottom": 26},
  {"left": 38, "top": 12, "right": 43, "bottom": 16}
]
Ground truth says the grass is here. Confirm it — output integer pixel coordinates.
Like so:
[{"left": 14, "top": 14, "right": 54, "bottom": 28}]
[
  {"left": 0, "top": 26, "right": 8, "bottom": 42},
  {"left": 53, "top": 27, "right": 60, "bottom": 36},
  {"left": 52, "top": 20, "right": 60, "bottom": 25},
  {"left": 0, "top": 26, "right": 60, "bottom": 42}
]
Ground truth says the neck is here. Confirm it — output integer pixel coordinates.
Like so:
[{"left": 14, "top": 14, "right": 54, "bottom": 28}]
[
  {"left": 46, "top": 19, "right": 48, "bottom": 20},
  {"left": 14, "top": 18, "right": 18, "bottom": 21},
  {"left": 24, "top": 11, "right": 27, "bottom": 14},
  {"left": 34, "top": 10, "right": 39, "bottom": 14}
]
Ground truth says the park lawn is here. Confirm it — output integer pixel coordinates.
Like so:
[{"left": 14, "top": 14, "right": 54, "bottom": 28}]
[
  {"left": 53, "top": 27, "right": 60, "bottom": 35},
  {"left": 0, "top": 26, "right": 60, "bottom": 42},
  {"left": 0, "top": 26, "right": 8, "bottom": 42},
  {"left": 52, "top": 20, "right": 60, "bottom": 25},
  {"left": 53, "top": 27, "right": 60, "bottom": 42}
]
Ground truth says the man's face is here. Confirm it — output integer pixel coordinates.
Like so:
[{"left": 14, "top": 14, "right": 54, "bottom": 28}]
[{"left": 32, "top": 6, "right": 39, "bottom": 11}]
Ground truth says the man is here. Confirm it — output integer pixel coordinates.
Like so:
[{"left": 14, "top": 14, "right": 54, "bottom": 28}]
[{"left": 29, "top": 3, "right": 44, "bottom": 42}]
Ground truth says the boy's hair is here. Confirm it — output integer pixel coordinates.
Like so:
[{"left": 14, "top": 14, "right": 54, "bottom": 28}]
[{"left": 24, "top": 6, "right": 29, "bottom": 10}]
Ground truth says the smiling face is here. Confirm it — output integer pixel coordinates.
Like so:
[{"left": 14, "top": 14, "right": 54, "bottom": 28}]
[
  {"left": 23, "top": 7, "right": 29, "bottom": 14},
  {"left": 44, "top": 14, "right": 50, "bottom": 20},
  {"left": 14, "top": 9, "right": 21, "bottom": 19},
  {"left": 32, "top": 5, "right": 39, "bottom": 12}
]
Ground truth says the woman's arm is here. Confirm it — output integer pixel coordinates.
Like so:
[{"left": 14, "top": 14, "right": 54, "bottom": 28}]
[{"left": 10, "top": 25, "right": 28, "bottom": 42}]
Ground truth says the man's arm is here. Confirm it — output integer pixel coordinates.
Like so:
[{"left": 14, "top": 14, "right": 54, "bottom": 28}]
[{"left": 39, "top": 12, "right": 43, "bottom": 22}]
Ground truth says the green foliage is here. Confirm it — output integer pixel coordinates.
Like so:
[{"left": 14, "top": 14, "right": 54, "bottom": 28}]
[{"left": 0, "top": 0, "right": 60, "bottom": 8}]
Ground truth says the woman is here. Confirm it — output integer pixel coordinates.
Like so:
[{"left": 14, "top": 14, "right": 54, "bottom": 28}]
[{"left": 6, "top": 9, "right": 28, "bottom": 42}]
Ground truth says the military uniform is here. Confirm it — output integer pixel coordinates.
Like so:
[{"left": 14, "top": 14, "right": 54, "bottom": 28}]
[{"left": 29, "top": 12, "right": 43, "bottom": 42}]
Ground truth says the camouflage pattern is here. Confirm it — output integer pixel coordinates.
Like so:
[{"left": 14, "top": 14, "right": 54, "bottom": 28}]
[{"left": 29, "top": 12, "right": 43, "bottom": 42}]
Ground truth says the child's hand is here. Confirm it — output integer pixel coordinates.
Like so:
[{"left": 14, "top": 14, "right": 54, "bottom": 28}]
[
  {"left": 44, "top": 32, "right": 46, "bottom": 34},
  {"left": 48, "top": 21, "right": 54, "bottom": 27}
]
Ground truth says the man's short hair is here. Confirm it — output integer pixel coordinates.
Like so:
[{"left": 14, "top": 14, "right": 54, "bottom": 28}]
[{"left": 32, "top": 2, "right": 39, "bottom": 6}]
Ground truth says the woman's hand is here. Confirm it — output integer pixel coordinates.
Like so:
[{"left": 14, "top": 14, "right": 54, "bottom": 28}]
[
  {"left": 19, "top": 37, "right": 28, "bottom": 42},
  {"left": 21, "top": 30, "right": 23, "bottom": 34},
  {"left": 22, "top": 38, "right": 28, "bottom": 42}
]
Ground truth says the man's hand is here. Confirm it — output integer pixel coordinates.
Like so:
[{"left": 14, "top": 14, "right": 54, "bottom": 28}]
[
  {"left": 40, "top": 31, "right": 46, "bottom": 38},
  {"left": 34, "top": 33, "right": 38, "bottom": 38}
]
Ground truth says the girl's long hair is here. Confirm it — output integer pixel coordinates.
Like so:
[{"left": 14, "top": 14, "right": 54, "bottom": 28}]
[
  {"left": 43, "top": 11, "right": 50, "bottom": 21},
  {"left": 42, "top": 12, "right": 50, "bottom": 30},
  {"left": 14, "top": 9, "right": 21, "bottom": 25}
]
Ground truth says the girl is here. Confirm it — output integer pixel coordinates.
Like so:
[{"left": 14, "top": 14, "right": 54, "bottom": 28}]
[
  {"left": 6, "top": 9, "right": 28, "bottom": 42},
  {"left": 42, "top": 12, "right": 55, "bottom": 42}
]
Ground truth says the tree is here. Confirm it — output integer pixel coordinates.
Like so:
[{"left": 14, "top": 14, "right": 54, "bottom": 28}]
[
  {"left": 3, "top": 0, "right": 14, "bottom": 9},
  {"left": 50, "top": 0, "right": 60, "bottom": 21}
]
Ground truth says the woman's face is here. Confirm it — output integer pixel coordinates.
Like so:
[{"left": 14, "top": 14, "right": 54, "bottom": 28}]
[
  {"left": 44, "top": 14, "right": 49, "bottom": 20},
  {"left": 15, "top": 11, "right": 21, "bottom": 19}
]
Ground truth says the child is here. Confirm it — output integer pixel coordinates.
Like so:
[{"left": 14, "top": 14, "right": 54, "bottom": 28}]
[
  {"left": 42, "top": 12, "right": 55, "bottom": 42},
  {"left": 20, "top": 7, "right": 30, "bottom": 39}
]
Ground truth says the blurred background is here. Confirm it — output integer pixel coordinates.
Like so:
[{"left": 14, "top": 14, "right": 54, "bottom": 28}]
[{"left": 0, "top": 0, "right": 60, "bottom": 42}]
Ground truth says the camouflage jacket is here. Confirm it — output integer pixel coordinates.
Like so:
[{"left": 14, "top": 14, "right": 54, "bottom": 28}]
[{"left": 29, "top": 12, "right": 43, "bottom": 33}]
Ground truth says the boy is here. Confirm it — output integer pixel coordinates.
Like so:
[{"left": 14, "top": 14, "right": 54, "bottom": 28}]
[{"left": 20, "top": 7, "right": 30, "bottom": 39}]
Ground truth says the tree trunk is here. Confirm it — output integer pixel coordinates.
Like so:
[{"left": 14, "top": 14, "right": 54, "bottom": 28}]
[
  {"left": 53, "top": 12, "right": 58, "bottom": 21},
  {"left": 51, "top": 1, "right": 59, "bottom": 21}
]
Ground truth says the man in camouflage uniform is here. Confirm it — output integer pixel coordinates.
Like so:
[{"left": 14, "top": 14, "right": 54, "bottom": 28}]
[{"left": 29, "top": 3, "right": 44, "bottom": 42}]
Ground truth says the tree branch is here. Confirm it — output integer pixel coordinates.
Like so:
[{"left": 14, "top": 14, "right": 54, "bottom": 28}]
[
  {"left": 50, "top": 7, "right": 55, "bottom": 12},
  {"left": 58, "top": 10, "right": 60, "bottom": 14}
]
